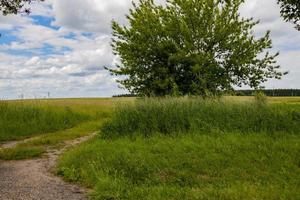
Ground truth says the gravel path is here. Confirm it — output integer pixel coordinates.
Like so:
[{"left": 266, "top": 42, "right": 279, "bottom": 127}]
[{"left": 0, "top": 134, "right": 96, "bottom": 200}]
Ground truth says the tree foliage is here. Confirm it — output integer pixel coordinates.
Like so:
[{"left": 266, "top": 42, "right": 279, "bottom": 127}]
[
  {"left": 278, "top": 0, "right": 300, "bottom": 30},
  {"left": 109, "top": 0, "right": 286, "bottom": 97},
  {"left": 0, "top": 0, "right": 43, "bottom": 15}
]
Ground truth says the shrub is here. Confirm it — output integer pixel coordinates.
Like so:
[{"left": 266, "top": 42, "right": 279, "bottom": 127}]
[{"left": 254, "top": 91, "right": 268, "bottom": 106}]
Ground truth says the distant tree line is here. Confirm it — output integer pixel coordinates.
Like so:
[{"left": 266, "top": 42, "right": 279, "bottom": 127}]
[
  {"left": 235, "top": 89, "right": 300, "bottom": 97},
  {"left": 113, "top": 94, "right": 137, "bottom": 98},
  {"left": 114, "top": 89, "right": 300, "bottom": 97}
]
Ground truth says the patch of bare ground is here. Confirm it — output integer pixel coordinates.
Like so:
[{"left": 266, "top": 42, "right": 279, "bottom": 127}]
[
  {"left": 0, "top": 136, "right": 39, "bottom": 149},
  {"left": 0, "top": 133, "right": 96, "bottom": 200}
]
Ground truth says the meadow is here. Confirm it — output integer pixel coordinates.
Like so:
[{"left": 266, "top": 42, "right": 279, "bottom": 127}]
[
  {"left": 56, "top": 97, "right": 300, "bottom": 200},
  {"left": 0, "top": 101, "right": 87, "bottom": 142},
  {"left": 1, "top": 97, "right": 299, "bottom": 199},
  {"left": 0, "top": 98, "right": 123, "bottom": 160}
]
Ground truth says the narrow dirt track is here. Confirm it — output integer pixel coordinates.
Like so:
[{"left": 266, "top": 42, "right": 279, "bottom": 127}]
[
  {"left": 0, "top": 136, "right": 39, "bottom": 149},
  {"left": 0, "top": 134, "right": 96, "bottom": 200}
]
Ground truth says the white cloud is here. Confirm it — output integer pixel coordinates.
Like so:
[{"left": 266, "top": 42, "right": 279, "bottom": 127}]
[
  {"left": 240, "top": 0, "right": 300, "bottom": 89},
  {"left": 51, "top": 0, "right": 132, "bottom": 34},
  {"left": 0, "top": 14, "right": 31, "bottom": 29}
]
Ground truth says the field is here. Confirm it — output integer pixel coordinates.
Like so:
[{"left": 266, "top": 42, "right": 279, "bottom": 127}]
[
  {"left": 58, "top": 97, "right": 299, "bottom": 200},
  {"left": 58, "top": 133, "right": 299, "bottom": 200},
  {"left": 1, "top": 97, "right": 299, "bottom": 199},
  {"left": 0, "top": 98, "right": 128, "bottom": 160},
  {"left": 0, "top": 101, "right": 87, "bottom": 142}
]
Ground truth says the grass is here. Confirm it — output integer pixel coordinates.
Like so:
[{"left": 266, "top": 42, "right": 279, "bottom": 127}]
[
  {"left": 58, "top": 133, "right": 300, "bottom": 200},
  {"left": 101, "top": 97, "right": 300, "bottom": 138},
  {"left": 1, "top": 97, "right": 299, "bottom": 199},
  {"left": 0, "top": 98, "right": 124, "bottom": 160},
  {"left": 0, "top": 101, "right": 88, "bottom": 142},
  {"left": 57, "top": 97, "right": 300, "bottom": 200},
  {"left": 0, "top": 146, "right": 45, "bottom": 160},
  {"left": 0, "top": 120, "right": 102, "bottom": 160}
]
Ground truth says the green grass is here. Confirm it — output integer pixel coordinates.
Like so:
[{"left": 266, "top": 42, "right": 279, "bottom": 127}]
[
  {"left": 1, "top": 97, "right": 299, "bottom": 199},
  {"left": 102, "top": 97, "right": 300, "bottom": 138},
  {"left": 0, "top": 101, "right": 89, "bottom": 142},
  {"left": 0, "top": 120, "right": 102, "bottom": 160},
  {"left": 0, "top": 98, "right": 121, "bottom": 160},
  {"left": 57, "top": 97, "right": 300, "bottom": 200},
  {"left": 58, "top": 133, "right": 300, "bottom": 200},
  {"left": 0, "top": 145, "right": 45, "bottom": 160}
]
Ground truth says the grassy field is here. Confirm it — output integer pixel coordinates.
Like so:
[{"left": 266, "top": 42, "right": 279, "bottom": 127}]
[
  {"left": 0, "top": 98, "right": 127, "bottom": 160},
  {"left": 0, "top": 120, "right": 101, "bottom": 160},
  {"left": 1, "top": 97, "right": 299, "bottom": 199},
  {"left": 0, "top": 101, "right": 88, "bottom": 142},
  {"left": 101, "top": 97, "right": 300, "bottom": 138},
  {"left": 0, "top": 98, "right": 132, "bottom": 142},
  {"left": 56, "top": 97, "right": 300, "bottom": 200},
  {"left": 58, "top": 133, "right": 300, "bottom": 200}
]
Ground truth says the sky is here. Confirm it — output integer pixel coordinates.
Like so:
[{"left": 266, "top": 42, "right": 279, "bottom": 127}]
[{"left": 0, "top": 0, "right": 299, "bottom": 99}]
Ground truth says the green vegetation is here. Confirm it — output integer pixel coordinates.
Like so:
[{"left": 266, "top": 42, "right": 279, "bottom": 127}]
[
  {"left": 0, "top": 101, "right": 88, "bottom": 142},
  {"left": 58, "top": 133, "right": 300, "bottom": 200},
  {"left": 109, "top": 0, "right": 285, "bottom": 96},
  {"left": 278, "top": 0, "right": 300, "bottom": 30},
  {"left": 57, "top": 97, "right": 300, "bottom": 200},
  {"left": 235, "top": 89, "right": 300, "bottom": 97},
  {"left": 0, "top": 120, "right": 102, "bottom": 160},
  {"left": 0, "top": 145, "right": 45, "bottom": 160},
  {"left": 102, "top": 98, "right": 300, "bottom": 138},
  {"left": 0, "top": 98, "right": 123, "bottom": 160},
  {"left": 1, "top": 97, "right": 299, "bottom": 199},
  {"left": 0, "top": 0, "right": 43, "bottom": 15},
  {"left": 1, "top": 1, "right": 299, "bottom": 200}
]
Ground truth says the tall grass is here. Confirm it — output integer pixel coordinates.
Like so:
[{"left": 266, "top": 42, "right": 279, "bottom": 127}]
[
  {"left": 57, "top": 97, "right": 300, "bottom": 199},
  {"left": 0, "top": 101, "right": 88, "bottom": 142},
  {"left": 102, "top": 97, "right": 300, "bottom": 138}
]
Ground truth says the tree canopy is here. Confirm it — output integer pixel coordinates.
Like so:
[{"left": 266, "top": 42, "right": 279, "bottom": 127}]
[
  {"left": 109, "top": 0, "right": 286, "bottom": 97},
  {"left": 0, "top": 0, "right": 43, "bottom": 15},
  {"left": 278, "top": 0, "right": 300, "bottom": 30}
]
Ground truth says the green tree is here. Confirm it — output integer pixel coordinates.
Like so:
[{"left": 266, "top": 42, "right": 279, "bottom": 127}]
[
  {"left": 278, "top": 0, "right": 300, "bottom": 30},
  {"left": 0, "top": 0, "right": 43, "bottom": 15},
  {"left": 108, "top": 0, "right": 286, "bottom": 97}
]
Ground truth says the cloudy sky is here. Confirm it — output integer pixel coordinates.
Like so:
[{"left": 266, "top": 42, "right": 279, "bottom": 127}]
[{"left": 0, "top": 0, "right": 299, "bottom": 99}]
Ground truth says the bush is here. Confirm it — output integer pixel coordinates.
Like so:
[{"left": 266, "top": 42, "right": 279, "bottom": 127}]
[
  {"left": 254, "top": 91, "right": 268, "bottom": 105},
  {"left": 101, "top": 98, "right": 300, "bottom": 138}
]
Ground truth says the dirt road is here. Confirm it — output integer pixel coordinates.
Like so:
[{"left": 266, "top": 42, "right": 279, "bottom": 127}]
[{"left": 0, "top": 134, "right": 95, "bottom": 200}]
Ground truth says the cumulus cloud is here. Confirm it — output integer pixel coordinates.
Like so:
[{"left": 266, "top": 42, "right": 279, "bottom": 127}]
[
  {"left": 0, "top": 0, "right": 299, "bottom": 99},
  {"left": 241, "top": 0, "right": 300, "bottom": 48},
  {"left": 0, "top": 35, "right": 121, "bottom": 98},
  {"left": 51, "top": 0, "right": 132, "bottom": 34}
]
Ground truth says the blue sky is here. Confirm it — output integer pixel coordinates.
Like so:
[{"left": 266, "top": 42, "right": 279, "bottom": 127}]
[{"left": 0, "top": 0, "right": 299, "bottom": 99}]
